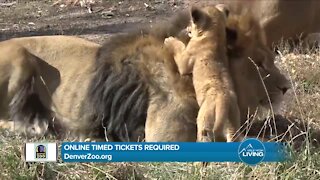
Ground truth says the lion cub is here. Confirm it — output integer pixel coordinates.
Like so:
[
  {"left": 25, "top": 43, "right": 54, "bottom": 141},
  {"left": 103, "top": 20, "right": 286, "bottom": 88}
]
[{"left": 164, "top": 5, "right": 242, "bottom": 142}]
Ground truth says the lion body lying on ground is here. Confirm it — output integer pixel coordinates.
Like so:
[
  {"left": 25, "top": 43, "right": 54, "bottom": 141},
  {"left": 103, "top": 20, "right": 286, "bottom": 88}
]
[
  {"left": 0, "top": 7, "right": 290, "bottom": 141},
  {"left": 0, "top": 36, "right": 100, "bottom": 138}
]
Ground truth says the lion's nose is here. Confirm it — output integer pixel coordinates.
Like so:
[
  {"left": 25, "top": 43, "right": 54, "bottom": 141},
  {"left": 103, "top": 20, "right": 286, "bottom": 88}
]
[
  {"left": 277, "top": 85, "right": 289, "bottom": 95},
  {"left": 281, "top": 87, "right": 289, "bottom": 94}
]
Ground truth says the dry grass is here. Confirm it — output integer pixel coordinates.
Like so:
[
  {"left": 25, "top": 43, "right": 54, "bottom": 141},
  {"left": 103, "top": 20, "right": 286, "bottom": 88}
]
[{"left": 276, "top": 41, "right": 320, "bottom": 145}]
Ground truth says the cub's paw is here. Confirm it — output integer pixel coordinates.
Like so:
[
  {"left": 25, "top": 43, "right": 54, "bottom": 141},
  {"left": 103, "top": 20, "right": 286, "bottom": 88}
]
[
  {"left": 164, "top": 37, "right": 179, "bottom": 45},
  {"left": 195, "top": 129, "right": 215, "bottom": 167},
  {"left": 164, "top": 37, "right": 185, "bottom": 53},
  {"left": 197, "top": 136, "right": 213, "bottom": 143},
  {"left": 197, "top": 129, "right": 214, "bottom": 143},
  {"left": 227, "top": 133, "right": 244, "bottom": 142}
]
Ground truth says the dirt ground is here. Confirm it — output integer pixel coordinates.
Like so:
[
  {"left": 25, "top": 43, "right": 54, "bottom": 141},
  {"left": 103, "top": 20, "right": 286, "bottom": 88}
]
[{"left": 0, "top": 0, "right": 194, "bottom": 43}]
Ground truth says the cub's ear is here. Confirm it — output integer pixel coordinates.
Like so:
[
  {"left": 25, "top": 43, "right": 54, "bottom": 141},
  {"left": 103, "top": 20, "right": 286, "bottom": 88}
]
[
  {"left": 215, "top": 4, "right": 230, "bottom": 19},
  {"left": 191, "top": 6, "right": 209, "bottom": 29}
]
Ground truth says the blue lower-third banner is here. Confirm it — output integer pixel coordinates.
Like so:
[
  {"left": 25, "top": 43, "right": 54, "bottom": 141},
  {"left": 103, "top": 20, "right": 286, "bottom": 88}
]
[{"left": 61, "top": 138, "right": 290, "bottom": 165}]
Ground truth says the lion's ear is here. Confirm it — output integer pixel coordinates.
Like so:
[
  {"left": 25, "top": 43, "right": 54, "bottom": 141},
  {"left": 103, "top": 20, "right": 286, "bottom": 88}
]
[
  {"left": 226, "top": 28, "right": 238, "bottom": 46},
  {"left": 238, "top": 10, "right": 257, "bottom": 37},
  {"left": 191, "top": 6, "right": 209, "bottom": 29}
]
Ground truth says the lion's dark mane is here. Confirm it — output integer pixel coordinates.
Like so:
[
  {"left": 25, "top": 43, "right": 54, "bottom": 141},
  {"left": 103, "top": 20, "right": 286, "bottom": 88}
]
[
  {"left": 87, "top": 11, "right": 191, "bottom": 141},
  {"left": 88, "top": 36, "right": 149, "bottom": 141}
]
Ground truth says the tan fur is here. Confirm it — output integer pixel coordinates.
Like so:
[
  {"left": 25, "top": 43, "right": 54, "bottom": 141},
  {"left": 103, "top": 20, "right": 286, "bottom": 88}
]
[
  {"left": 224, "top": 0, "right": 320, "bottom": 47},
  {"left": 0, "top": 9, "right": 290, "bottom": 141},
  {"left": 164, "top": 6, "right": 241, "bottom": 142},
  {"left": 224, "top": 10, "right": 291, "bottom": 125},
  {"left": 146, "top": 9, "right": 290, "bottom": 142},
  {"left": 0, "top": 42, "right": 43, "bottom": 135},
  {"left": 0, "top": 36, "right": 100, "bottom": 137}
]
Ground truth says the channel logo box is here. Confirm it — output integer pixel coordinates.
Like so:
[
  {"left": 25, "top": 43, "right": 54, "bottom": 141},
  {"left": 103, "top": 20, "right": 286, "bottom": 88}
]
[{"left": 25, "top": 143, "right": 57, "bottom": 162}]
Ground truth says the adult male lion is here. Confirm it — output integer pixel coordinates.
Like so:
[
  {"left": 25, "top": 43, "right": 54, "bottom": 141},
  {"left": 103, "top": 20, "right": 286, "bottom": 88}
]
[{"left": 0, "top": 7, "right": 290, "bottom": 141}]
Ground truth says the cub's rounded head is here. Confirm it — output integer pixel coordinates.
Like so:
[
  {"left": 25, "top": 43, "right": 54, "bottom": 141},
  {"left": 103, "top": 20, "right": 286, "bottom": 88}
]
[
  {"left": 190, "top": 5, "right": 229, "bottom": 32},
  {"left": 188, "top": 5, "right": 238, "bottom": 48}
]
